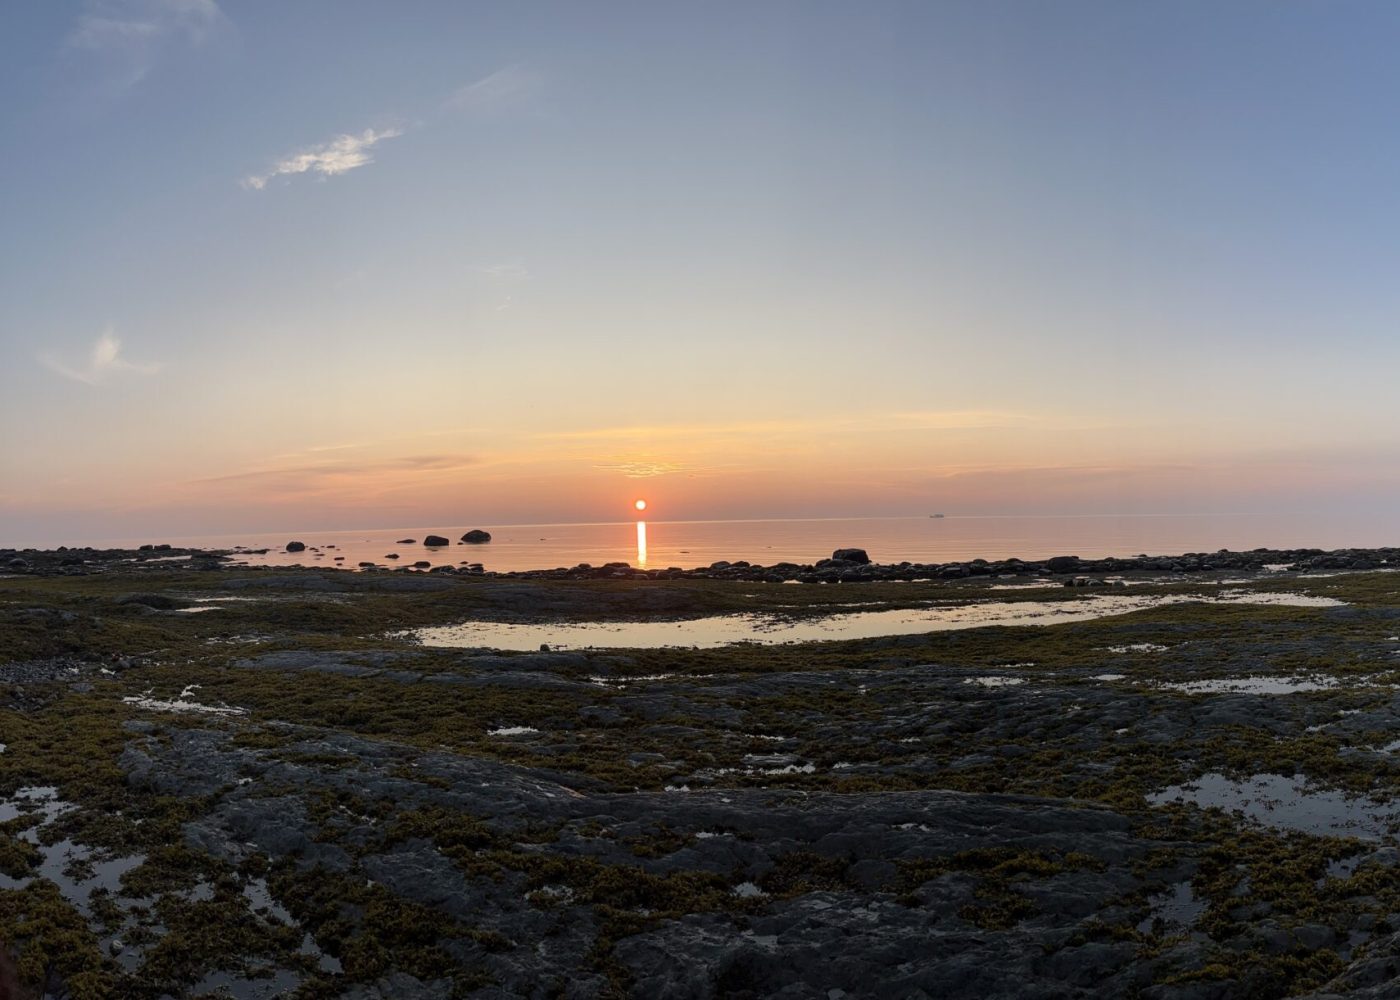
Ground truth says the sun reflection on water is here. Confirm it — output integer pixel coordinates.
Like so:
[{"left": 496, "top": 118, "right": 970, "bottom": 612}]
[{"left": 636, "top": 521, "right": 647, "bottom": 567}]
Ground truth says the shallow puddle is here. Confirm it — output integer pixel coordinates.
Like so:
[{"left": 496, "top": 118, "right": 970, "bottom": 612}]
[
  {"left": 1136, "top": 881, "right": 1205, "bottom": 935},
  {"left": 1158, "top": 676, "right": 1341, "bottom": 695},
  {"left": 122, "top": 685, "right": 246, "bottom": 717},
  {"left": 192, "top": 967, "right": 301, "bottom": 999},
  {"left": 0, "top": 788, "right": 146, "bottom": 919},
  {"left": 964, "top": 676, "right": 1026, "bottom": 688},
  {"left": 1149, "top": 773, "right": 1400, "bottom": 840},
  {"left": 1217, "top": 590, "right": 1345, "bottom": 607},
  {"left": 412, "top": 591, "right": 1345, "bottom": 651}
]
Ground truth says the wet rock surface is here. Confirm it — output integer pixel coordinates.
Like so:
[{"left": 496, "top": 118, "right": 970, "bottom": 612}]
[
  {"left": 2, "top": 558, "right": 1400, "bottom": 996},
  {"left": 5, "top": 544, "right": 1400, "bottom": 585}
]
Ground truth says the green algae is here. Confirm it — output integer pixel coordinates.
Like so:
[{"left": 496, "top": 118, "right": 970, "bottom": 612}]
[{"left": 0, "top": 564, "right": 1397, "bottom": 995}]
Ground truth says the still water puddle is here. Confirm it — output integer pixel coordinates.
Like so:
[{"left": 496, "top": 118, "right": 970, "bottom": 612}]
[
  {"left": 1159, "top": 676, "right": 1342, "bottom": 695},
  {"left": 413, "top": 591, "right": 1345, "bottom": 651},
  {"left": 122, "top": 685, "right": 246, "bottom": 717},
  {"left": 192, "top": 968, "right": 301, "bottom": 999},
  {"left": 1150, "top": 773, "right": 1400, "bottom": 840},
  {"left": 1136, "top": 881, "right": 1206, "bottom": 935},
  {"left": 0, "top": 789, "right": 335, "bottom": 993},
  {"left": 0, "top": 785, "right": 146, "bottom": 971}
]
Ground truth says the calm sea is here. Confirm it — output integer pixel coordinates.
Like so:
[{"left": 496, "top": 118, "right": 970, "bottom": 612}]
[{"left": 94, "top": 513, "right": 1400, "bottom": 573}]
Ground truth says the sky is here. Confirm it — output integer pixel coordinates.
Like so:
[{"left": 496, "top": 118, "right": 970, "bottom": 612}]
[{"left": 5, "top": 1, "right": 1400, "bottom": 544}]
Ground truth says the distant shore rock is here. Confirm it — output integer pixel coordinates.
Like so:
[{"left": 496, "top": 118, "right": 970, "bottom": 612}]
[
  {"left": 1046, "top": 555, "right": 1081, "bottom": 573},
  {"left": 285, "top": 541, "right": 306, "bottom": 553},
  {"left": 461, "top": 530, "right": 492, "bottom": 544},
  {"left": 831, "top": 548, "right": 870, "bottom": 564},
  {"left": 424, "top": 535, "right": 450, "bottom": 547},
  {"left": 396, "top": 538, "right": 415, "bottom": 544}
]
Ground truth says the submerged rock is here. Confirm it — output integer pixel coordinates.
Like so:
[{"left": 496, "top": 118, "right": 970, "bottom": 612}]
[
  {"left": 285, "top": 541, "right": 306, "bottom": 553},
  {"left": 424, "top": 535, "right": 451, "bottom": 547},
  {"left": 462, "top": 529, "right": 492, "bottom": 544}
]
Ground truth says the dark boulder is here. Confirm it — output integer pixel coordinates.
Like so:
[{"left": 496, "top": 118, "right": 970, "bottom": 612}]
[
  {"left": 461, "top": 530, "right": 492, "bottom": 544},
  {"left": 832, "top": 548, "right": 871, "bottom": 564},
  {"left": 285, "top": 541, "right": 306, "bottom": 553},
  {"left": 397, "top": 539, "right": 416, "bottom": 544},
  {"left": 1046, "top": 555, "right": 1080, "bottom": 573},
  {"left": 424, "top": 535, "right": 451, "bottom": 547}
]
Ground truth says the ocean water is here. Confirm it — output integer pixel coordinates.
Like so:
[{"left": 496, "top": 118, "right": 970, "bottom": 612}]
[{"left": 94, "top": 512, "right": 1400, "bottom": 573}]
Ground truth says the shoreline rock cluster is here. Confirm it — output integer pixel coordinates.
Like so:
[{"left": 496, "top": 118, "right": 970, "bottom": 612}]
[
  {"left": 0, "top": 544, "right": 1396, "bottom": 582},
  {"left": 474, "top": 546, "right": 1397, "bottom": 582}
]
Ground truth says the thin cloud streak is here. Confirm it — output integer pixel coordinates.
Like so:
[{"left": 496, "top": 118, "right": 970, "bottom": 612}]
[
  {"left": 592, "top": 461, "right": 711, "bottom": 479},
  {"left": 478, "top": 261, "right": 530, "bottom": 281},
  {"left": 68, "top": 0, "right": 227, "bottom": 91},
  {"left": 188, "top": 454, "right": 479, "bottom": 487},
  {"left": 241, "top": 63, "right": 536, "bottom": 190},
  {"left": 39, "top": 330, "right": 162, "bottom": 385},
  {"left": 243, "top": 127, "right": 403, "bottom": 190},
  {"left": 541, "top": 411, "right": 1057, "bottom": 443},
  {"left": 447, "top": 65, "right": 542, "bottom": 113}
]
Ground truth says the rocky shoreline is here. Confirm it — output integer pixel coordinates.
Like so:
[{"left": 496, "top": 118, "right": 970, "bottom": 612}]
[
  {"left": 2, "top": 554, "right": 1400, "bottom": 996},
  {"left": 3, "top": 543, "right": 1396, "bottom": 582}
]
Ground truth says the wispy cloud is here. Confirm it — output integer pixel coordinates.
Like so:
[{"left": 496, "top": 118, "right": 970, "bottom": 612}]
[
  {"left": 541, "top": 411, "right": 1051, "bottom": 443},
  {"left": 39, "top": 329, "right": 162, "bottom": 385},
  {"left": 241, "top": 64, "right": 537, "bottom": 191},
  {"left": 593, "top": 461, "right": 702, "bottom": 479},
  {"left": 242, "top": 127, "right": 403, "bottom": 191},
  {"left": 447, "top": 65, "right": 542, "bottom": 113},
  {"left": 478, "top": 261, "right": 530, "bottom": 281},
  {"left": 68, "top": 0, "right": 227, "bottom": 91},
  {"left": 191, "top": 454, "right": 478, "bottom": 484},
  {"left": 185, "top": 454, "right": 479, "bottom": 500}
]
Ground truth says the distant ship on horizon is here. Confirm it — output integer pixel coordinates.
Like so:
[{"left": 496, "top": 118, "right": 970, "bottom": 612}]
[{"left": 929, "top": 513, "right": 945, "bottom": 518}]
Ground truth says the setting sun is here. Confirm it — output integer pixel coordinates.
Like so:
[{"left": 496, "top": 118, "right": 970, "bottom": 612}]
[{"left": 634, "top": 499, "right": 647, "bottom": 512}]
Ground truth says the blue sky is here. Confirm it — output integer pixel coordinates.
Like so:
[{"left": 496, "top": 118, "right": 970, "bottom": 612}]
[{"left": 4, "top": 1, "right": 1400, "bottom": 542}]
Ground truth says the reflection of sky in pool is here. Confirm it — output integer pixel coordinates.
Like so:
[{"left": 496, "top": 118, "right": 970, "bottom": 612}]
[
  {"left": 1150, "top": 772, "right": 1400, "bottom": 841},
  {"left": 413, "top": 591, "right": 1345, "bottom": 651}
]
